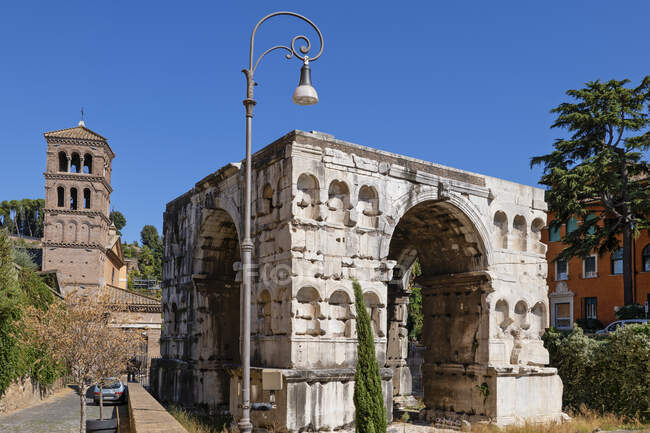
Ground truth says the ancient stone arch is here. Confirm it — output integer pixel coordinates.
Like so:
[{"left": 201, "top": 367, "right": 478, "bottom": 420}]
[{"left": 152, "top": 130, "right": 562, "bottom": 431}]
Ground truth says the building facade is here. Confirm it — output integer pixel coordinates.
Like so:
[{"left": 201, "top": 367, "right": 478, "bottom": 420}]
[
  {"left": 41, "top": 120, "right": 126, "bottom": 293},
  {"left": 543, "top": 213, "right": 650, "bottom": 329},
  {"left": 151, "top": 130, "right": 563, "bottom": 431}
]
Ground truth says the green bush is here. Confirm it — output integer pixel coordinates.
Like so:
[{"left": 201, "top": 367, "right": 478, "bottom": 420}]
[
  {"left": 353, "top": 280, "right": 386, "bottom": 433},
  {"left": 575, "top": 318, "right": 604, "bottom": 331},
  {"left": 543, "top": 324, "right": 650, "bottom": 420},
  {"left": 615, "top": 304, "right": 646, "bottom": 320},
  {"left": 0, "top": 230, "right": 61, "bottom": 397}
]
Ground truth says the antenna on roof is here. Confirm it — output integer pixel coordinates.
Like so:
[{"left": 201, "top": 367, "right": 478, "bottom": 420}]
[{"left": 78, "top": 107, "right": 86, "bottom": 127}]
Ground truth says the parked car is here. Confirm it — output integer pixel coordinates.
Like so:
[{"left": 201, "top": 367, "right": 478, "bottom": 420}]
[
  {"left": 595, "top": 319, "right": 648, "bottom": 335},
  {"left": 93, "top": 378, "right": 127, "bottom": 405}
]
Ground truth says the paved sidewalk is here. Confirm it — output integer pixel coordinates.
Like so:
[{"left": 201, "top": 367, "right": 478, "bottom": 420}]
[{"left": 0, "top": 386, "right": 123, "bottom": 433}]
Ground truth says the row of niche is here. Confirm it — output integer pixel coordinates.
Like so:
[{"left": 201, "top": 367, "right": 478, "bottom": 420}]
[
  {"left": 493, "top": 211, "right": 546, "bottom": 254},
  {"left": 288, "top": 173, "right": 381, "bottom": 228},
  {"left": 494, "top": 298, "right": 547, "bottom": 338},
  {"left": 253, "top": 286, "right": 385, "bottom": 339}
]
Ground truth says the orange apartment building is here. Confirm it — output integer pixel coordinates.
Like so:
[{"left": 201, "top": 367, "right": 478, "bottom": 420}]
[{"left": 543, "top": 214, "right": 650, "bottom": 329}]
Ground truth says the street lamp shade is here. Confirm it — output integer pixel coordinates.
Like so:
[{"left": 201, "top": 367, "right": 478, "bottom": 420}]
[{"left": 292, "top": 63, "right": 319, "bottom": 106}]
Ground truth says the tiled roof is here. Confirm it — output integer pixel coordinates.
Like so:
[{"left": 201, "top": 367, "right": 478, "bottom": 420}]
[
  {"left": 44, "top": 126, "right": 107, "bottom": 141},
  {"left": 106, "top": 284, "right": 161, "bottom": 308}
]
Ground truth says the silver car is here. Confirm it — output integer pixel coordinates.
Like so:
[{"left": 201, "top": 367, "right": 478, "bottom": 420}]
[
  {"left": 92, "top": 378, "right": 127, "bottom": 404},
  {"left": 595, "top": 319, "right": 648, "bottom": 335}
]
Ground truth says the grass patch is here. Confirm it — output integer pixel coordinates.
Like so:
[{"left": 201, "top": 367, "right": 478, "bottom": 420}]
[
  {"left": 471, "top": 407, "right": 648, "bottom": 433},
  {"left": 168, "top": 406, "right": 230, "bottom": 433}
]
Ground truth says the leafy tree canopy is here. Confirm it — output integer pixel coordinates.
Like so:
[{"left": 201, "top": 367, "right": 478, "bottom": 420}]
[
  {"left": 531, "top": 77, "right": 650, "bottom": 304},
  {"left": 0, "top": 199, "right": 45, "bottom": 238},
  {"left": 109, "top": 210, "right": 127, "bottom": 234},
  {"left": 140, "top": 225, "right": 162, "bottom": 251}
]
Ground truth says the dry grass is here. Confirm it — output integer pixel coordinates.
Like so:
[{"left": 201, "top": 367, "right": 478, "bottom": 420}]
[
  {"left": 471, "top": 407, "right": 648, "bottom": 433},
  {"left": 168, "top": 406, "right": 230, "bottom": 433}
]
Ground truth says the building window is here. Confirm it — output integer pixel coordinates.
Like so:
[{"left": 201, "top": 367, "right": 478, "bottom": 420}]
[
  {"left": 555, "top": 302, "right": 571, "bottom": 328},
  {"left": 549, "top": 221, "right": 561, "bottom": 242},
  {"left": 58, "top": 152, "right": 68, "bottom": 172},
  {"left": 70, "top": 188, "right": 78, "bottom": 210},
  {"left": 583, "top": 255, "right": 597, "bottom": 278},
  {"left": 83, "top": 154, "right": 92, "bottom": 174},
  {"left": 643, "top": 244, "right": 650, "bottom": 272},
  {"left": 71, "top": 153, "right": 81, "bottom": 173},
  {"left": 57, "top": 187, "right": 65, "bottom": 207},
  {"left": 584, "top": 297, "right": 597, "bottom": 319},
  {"left": 83, "top": 188, "right": 91, "bottom": 209},
  {"left": 611, "top": 248, "right": 623, "bottom": 275},
  {"left": 555, "top": 259, "right": 568, "bottom": 281},
  {"left": 585, "top": 213, "right": 597, "bottom": 234},
  {"left": 111, "top": 268, "right": 115, "bottom": 285},
  {"left": 567, "top": 217, "right": 578, "bottom": 234}
]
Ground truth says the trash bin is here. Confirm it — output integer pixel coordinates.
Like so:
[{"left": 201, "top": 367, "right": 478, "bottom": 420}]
[{"left": 86, "top": 418, "right": 118, "bottom": 433}]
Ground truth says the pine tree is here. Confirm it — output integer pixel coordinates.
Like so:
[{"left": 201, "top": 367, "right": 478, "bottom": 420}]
[
  {"left": 353, "top": 279, "right": 386, "bottom": 433},
  {"left": 531, "top": 77, "right": 650, "bottom": 305}
]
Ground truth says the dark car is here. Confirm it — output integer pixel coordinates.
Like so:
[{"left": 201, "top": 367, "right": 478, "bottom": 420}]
[{"left": 92, "top": 378, "right": 127, "bottom": 405}]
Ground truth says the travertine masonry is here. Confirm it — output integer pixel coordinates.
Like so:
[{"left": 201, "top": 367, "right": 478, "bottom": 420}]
[{"left": 151, "top": 130, "right": 563, "bottom": 430}]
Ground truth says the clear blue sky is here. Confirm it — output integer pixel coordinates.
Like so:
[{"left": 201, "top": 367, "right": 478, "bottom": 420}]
[{"left": 1, "top": 1, "right": 649, "bottom": 243}]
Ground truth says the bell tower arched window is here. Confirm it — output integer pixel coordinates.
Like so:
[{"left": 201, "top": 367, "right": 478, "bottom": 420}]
[
  {"left": 58, "top": 152, "right": 68, "bottom": 172},
  {"left": 83, "top": 154, "right": 92, "bottom": 174},
  {"left": 70, "top": 153, "right": 81, "bottom": 173},
  {"left": 57, "top": 187, "right": 65, "bottom": 207},
  {"left": 70, "top": 188, "right": 78, "bottom": 210},
  {"left": 83, "top": 189, "right": 91, "bottom": 209}
]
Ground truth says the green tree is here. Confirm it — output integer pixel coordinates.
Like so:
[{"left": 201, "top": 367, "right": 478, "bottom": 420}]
[
  {"left": 0, "top": 199, "right": 45, "bottom": 238},
  {"left": 109, "top": 210, "right": 127, "bottom": 235},
  {"left": 531, "top": 78, "right": 650, "bottom": 305},
  {"left": 353, "top": 279, "right": 386, "bottom": 433},
  {"left": 406, "top": 260, "right": 422, "bottom": 342},
  {"left": 140, "top": 225, "right": 162, "bottom": 280}
]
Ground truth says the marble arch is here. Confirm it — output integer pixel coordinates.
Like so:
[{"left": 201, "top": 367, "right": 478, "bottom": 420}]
[{"left": 152, "top": 130, "right": 562, "bottom": 431}]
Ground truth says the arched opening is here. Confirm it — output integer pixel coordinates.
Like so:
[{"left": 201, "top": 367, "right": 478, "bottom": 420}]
[
  {"left": 295, "top": 286, "right": 323, "bottom": 336},
  {"left": 83, "top": 154, "right": 93, "bottom": 174},
  {"left": 296, "top": 173, "right": 320, "bottom": 220},
  {"left": 70, "top": 188, "right": 78, "bottom": 210},
  {"left": 531, "top": 217, "right": 546, "bottom": 254},
  {"left": 57, "top": 186, "right": 65, "bottom": 207},
  {"left": 387, "top": 200, "right": 490, "bottom": 414},
  {"left": 193, "top": 208, "right": 241, "bottom": 364},
  {"left": 83, "top": 188, "right": 91, "bottom": 209},
  {"left": 357, "top": 185, "right": 379, "bottom": 228},
  {"left": 190, "top": 207, "right": 241, "bottom": 413},
  {"left": 328, "top": 290, "right": 353, "bottom": 337},
  {"left": 493, "top": 211, "right": 508, "bottom": 249},
  {"left": 513, "top": 215, "right": 527, "bottom": 251},
  {"left": 327, "top": 180, "right": 350, "bottom": 225},
  {"left": 58, "top": 152, "right": 68, "bottom": 172},
  {"left": 70, "top": 153, "right": 81, "bottom": 173}
]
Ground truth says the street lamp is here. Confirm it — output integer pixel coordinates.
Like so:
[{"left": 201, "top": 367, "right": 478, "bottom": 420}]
[{"left": 239, "top": 11, "right": 324, "bottom": 433}]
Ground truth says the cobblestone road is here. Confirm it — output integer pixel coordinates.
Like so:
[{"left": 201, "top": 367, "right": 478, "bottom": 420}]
[{"left": 0, "top": 387, "right": 126, "bottom": 433}]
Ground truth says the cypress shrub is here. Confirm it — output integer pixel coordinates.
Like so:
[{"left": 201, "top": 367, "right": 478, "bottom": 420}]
[{"left": 352, "top": 279, "right": 386, "bottom": 433}]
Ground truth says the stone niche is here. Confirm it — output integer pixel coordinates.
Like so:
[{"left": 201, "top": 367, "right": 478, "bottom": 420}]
[{"left": 151, "top": 130, "right": 563, "bottom": 431}]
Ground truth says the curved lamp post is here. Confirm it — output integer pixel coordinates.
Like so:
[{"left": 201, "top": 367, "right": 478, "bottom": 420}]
[{"left": 239, "top": 11, "right": 324, "bottom": 433}]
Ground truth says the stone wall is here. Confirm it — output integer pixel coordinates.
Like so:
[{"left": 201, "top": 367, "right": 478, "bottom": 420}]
[
  {"left": 128, "top": 382, "right": 187, "bottom": 433},
  {"left": 0, "top": 377, "right": 65, "bottom": 415}
]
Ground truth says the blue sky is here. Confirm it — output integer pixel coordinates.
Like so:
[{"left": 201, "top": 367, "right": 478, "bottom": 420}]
[{"left": 1, "top": 1, "right": 648, "bottom": 243}]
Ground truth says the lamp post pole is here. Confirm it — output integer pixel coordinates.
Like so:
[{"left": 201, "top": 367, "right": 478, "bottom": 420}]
[{"left": 239, "top": 12, "right": 323, "bottom": 433}]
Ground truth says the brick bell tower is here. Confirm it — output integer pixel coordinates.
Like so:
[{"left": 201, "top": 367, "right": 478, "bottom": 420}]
[{"left": 41, "top": 118, "right": 121, "bottom": 293}]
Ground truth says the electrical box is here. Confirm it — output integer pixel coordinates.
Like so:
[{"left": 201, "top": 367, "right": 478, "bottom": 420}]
[{"left": 262, "top": 369, "right": 283, "bottom": 391}]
